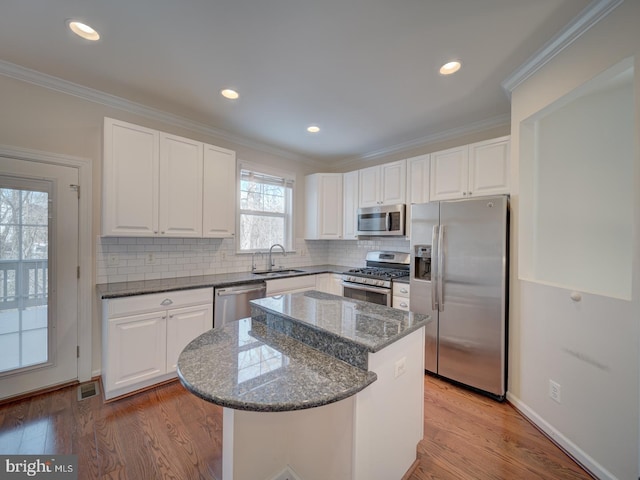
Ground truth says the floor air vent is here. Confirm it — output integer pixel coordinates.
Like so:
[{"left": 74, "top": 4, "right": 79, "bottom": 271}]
[{"left": 77, "top": 381, "right": 100, "bottom": 401}]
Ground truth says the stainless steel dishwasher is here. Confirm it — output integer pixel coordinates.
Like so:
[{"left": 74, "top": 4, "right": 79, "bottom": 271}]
[{"left": 213, "top": 282, "right": 267, "bottom": 328}]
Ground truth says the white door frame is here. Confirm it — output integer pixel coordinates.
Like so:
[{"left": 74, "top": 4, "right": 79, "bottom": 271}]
[{"left": 0, "top": 144, "right": 93, "bottom": 382}]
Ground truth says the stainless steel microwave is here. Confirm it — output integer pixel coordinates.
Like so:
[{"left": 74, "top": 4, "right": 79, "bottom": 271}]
[{"left": 357, "top": 204, "right": 405, "bottom": 236}]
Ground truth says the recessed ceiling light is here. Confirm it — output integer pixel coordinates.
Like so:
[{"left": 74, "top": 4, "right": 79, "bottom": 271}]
[
  {"left": 221, "top": 89, "right": 239, "bottom": 100},
  {"left": 307, "top": 125, "right": 320, "bottom": 133},
  {"left": 67, "top": 20, "right": 100, "bottom": 41},
  {"left": 439, "top": 61, "right": 462, "bottom": 75}
]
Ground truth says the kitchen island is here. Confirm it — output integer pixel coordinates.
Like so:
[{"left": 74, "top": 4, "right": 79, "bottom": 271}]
[{"left": 178, "top": 291, "right": 429, "bottom": 480}]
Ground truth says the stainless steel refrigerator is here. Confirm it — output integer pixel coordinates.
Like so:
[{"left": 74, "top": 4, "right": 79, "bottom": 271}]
[{"left": 410, "top": 195, "right": 508, "bottom": 400}]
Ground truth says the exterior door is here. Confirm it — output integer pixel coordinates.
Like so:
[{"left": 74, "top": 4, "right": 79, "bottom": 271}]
[{"left": 0, "top": 157, "right": 79, "bottom": 400}]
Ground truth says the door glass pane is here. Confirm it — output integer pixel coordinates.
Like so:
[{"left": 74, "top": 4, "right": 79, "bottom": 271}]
[{"left": 0, "top": 187, "right": 49, "bottom": 374}]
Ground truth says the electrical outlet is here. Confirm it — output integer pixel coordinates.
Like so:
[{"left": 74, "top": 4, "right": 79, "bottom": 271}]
[
  {"left": 394, "top": 357, "right": 407, "bottom": 378},
  {"left": 107, "top": 253, "right": 119, "bottom": 267},
  {"left": 549, "top": 379, "right": 561, "bottom": 403},
  {"left": 145, "top": 252, "right": 156, "bottom": 265}
]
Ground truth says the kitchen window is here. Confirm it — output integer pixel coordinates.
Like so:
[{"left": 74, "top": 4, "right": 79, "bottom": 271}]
[{"left": 237, "top": 164, "right": 294, "bottom": 252}]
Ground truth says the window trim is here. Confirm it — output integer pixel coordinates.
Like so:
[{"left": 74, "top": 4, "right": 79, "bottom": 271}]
[{"left": 236, "top": 162, "right": 295, "bottom": 254}]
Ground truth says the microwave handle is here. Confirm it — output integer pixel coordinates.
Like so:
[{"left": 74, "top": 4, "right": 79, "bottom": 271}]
[{"left": 386, "top": 212, "right": 391, "bottom": 232}]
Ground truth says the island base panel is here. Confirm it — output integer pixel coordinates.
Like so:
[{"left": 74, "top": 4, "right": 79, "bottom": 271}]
[{"left": 223, "top": 398, "right": 355, "bottom": 480}]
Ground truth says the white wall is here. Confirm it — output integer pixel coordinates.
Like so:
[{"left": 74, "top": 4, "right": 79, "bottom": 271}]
[{"left": 508, "top": 2, "right": 640, "bottom": 479}]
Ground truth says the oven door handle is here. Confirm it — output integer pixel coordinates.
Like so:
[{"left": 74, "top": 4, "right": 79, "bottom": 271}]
[{"left": 341, "top": 282, "right": 391, "bottom": 295}]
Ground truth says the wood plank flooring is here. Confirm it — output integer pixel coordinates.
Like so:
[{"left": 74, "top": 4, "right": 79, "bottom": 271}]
[{"left": 0, "top": 375, "right": 592, "bottom": 479}]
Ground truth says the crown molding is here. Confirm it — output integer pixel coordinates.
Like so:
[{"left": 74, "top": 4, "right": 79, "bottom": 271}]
[
  {"left": 501, "top": 0, "right": 624, "bottom": 96},
  {"left": 0, "top": 59, "right": 325, "bottom": 168},
  {"left": 335, "top": 113, "right": 510, "bottom": 169}
]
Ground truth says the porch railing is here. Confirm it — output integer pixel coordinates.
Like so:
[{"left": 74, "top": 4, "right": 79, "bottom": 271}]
[{"left": 0, "top": 259, "right": 48, "bottom": 310}]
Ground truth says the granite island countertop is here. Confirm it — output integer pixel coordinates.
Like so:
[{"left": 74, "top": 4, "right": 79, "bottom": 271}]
[
  {"left": 177, "top": 291, "right": 430, "bottom": 411},
  {"left": 97, "top": 264, "right": 353, "bottom": 299},
  {"left": 251, "top": 291, "right": 428, "bottom": 367},
  {"left": 177, "top": 317, "right": 376, "bottom": 412}
]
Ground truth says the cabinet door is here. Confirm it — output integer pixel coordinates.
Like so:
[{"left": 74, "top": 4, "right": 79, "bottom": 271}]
[
  {"left": 166, "top": 303, "right": 213, "bottom": 373},
  {"left": 468, "top": 136, "right": 510, "bottom": 197},
  {"left": 330, "top": 274, "right": 343, "bottom": 296},
  {"left": 315, "top": 273, "right": 331, "bottom": 294},
  {"left": 106, "top": 311, "right": 167, "bottom": 392},
  {"left": 159, "top": 133, "right": 203, "bottom": 237},
  {"left": 430, "top": 146, "right": 469, "bottom": 201},
  {"left": 103, "top": 118, "right": 159, "bottom": 236},
  {"left": 380, "top": 160, "right": 406, "bottom": 205},
  {"left": 203, "top": 144, "right": 237, "bottom": 238},
  {"left": 319, "top": 174, "right": 343, "bottom": 239},
  {"left": 305, "top": 174, "right": 343, "bottom": 239},
  {"left": 358, "top": 166, "right": 381, "bottom": 207},
  {"left": 406, "top": 155, "right": 430, "bottom": 205},
  {"left": 406, "top": 154, "right": 430, "bottom": 238},
  {"left": 343, "top": 171, "right": 359, "bottom": 240}
]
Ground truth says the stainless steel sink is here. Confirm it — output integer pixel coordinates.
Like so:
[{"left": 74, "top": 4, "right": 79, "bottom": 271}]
[{"left": 252, "top": 269, "right": 305, "bottom": 277}]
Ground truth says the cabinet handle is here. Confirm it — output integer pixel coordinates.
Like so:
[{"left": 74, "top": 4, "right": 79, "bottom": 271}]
[
  {"left": 399, "top": 302, "right": 408, "bottom": 308},
  {"left": 400, "top": 288, "right": 408, "bottom": 294},
  {"left": 462, "top": 192, "right": 467, "bottom": 196},
  {"left": 161, "top": 298, "right": 173, "bottom": 306},
  {"left": 468, "top": 191, "right": 473, "bottom": 195},
  {"left": 161, "top": 231, "right": 165, "bottom": 234}
]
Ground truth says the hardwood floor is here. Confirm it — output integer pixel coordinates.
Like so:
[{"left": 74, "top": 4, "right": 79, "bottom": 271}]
[{"left": 0, "top": 375, "right": 592, "bottom": 479}]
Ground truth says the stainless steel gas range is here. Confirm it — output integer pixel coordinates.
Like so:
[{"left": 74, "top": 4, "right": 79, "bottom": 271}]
[{"left": 342, "top": 251, "right": 410, "bottom": 307}]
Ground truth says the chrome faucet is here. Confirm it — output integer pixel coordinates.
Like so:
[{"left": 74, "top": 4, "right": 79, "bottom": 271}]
[{"left": 268, "top": 244, "right": 286, "bottom": 271}]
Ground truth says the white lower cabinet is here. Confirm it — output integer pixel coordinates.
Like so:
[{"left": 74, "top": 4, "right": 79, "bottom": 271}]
[
  {"left": 266, "top": 275, "right": 317, "bottom": 296},
  {"left": 166, "top": 304, "right": 213, "bottom": 373},
  {"left": 315, "top": 273, "right": 343, "bottom": 296},
  {"left": 103, "top": 288, "right": 213, "bottom": 400},
  {"left": 392, "top": 282, "right": 410, "bottom": 311}
]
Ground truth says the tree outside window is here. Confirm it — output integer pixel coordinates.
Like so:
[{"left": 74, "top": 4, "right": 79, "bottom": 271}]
[{"left": 238, "top": 167, "right": 293, "bottom": 252}]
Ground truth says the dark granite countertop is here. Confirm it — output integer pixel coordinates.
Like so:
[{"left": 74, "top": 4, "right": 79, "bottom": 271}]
[
  {"left": 97, "top": 264, "right": 353, "bottom": 299},
  {"left": 177, "top": 317, "right": 376, "bottom": 412},
  {"left": 178, "top": 291, "right": 429, "bottom": 412},
  {"left": 251, "top": 291, "right": 429, "bottom": 366}
]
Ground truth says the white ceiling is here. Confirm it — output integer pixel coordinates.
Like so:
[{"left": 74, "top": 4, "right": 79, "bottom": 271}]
[{"left": 0, "top": 0, "right": 590, "bottom": 164}]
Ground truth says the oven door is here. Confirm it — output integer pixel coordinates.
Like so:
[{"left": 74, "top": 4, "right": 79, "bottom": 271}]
[{"left": 342, "top": 281, "right": 391, "bottom": 306}]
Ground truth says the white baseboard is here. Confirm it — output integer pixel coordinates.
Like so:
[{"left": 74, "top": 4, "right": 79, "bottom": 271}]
[
  {"left": 267, "top": 465, "right": 302, "bottom": 480},
  {"left": 506, "top": 392, "right": 617, "bottom": 480}
]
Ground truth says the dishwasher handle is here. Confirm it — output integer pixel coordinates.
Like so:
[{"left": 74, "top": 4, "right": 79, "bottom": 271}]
[{"left": 216, "top": 284, "right": 266, "bottom": 296}]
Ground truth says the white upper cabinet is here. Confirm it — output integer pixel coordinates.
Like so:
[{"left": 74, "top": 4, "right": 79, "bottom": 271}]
[
  {"left": 305, "top": 173, "right": 343, "bottom": 240},
  {"left": 468, "top": 136, "right": 510, "bottom": 197},
  {"left": 159, "top": 133, "right": 203, "bottom": 237},
  {"left": 342, "top": 170, "right": 359, "bottom": 240},
  {"left": 359, "top": 160, "right": 406, "bottom": 207},
  {"left": 103, "top": 118, "right": 159, "bottom": 236},
  {"left": 430, "top": 136, "right": 510, "bottom": 201},
  {"left": 429, "top": 145, "right": 469, "bottom": 201},
  {"left": 203, "top": 144, "right": 236, "bottom": 238},
  {"left": 406, "top": 154, "right": 430, "bottom": 205},
  {"left": 102, "top": 117, "right": 236, "bottom": 237}
]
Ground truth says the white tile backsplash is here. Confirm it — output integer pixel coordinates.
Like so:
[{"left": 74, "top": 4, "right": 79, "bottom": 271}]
[{"left": 95, "top": 236, "right": 410, "bottom": 284}]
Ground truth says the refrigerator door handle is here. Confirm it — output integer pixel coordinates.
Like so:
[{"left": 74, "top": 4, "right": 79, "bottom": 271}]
[
  {"left": 437, "top": 225, "right": 445, "bottom": 312},
  {"left": 431, "top": 225, "right": 439, "bottom": 310}
]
